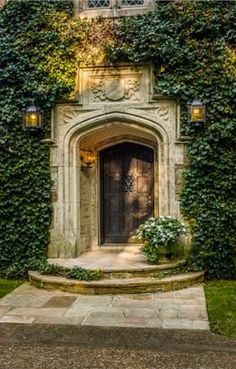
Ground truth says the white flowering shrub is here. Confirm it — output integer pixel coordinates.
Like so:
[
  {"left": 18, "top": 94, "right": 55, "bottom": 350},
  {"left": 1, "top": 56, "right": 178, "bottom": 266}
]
[{"left": 136, "top": 216, "right": 186, "bottom": 263}]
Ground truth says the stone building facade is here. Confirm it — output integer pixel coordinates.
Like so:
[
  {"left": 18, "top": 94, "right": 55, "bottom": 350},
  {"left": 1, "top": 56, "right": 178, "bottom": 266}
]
[
  {"left": 47, "top": 1, "right": 189, "bottom": 258},
  {"left": 0, "top": 1, "right": 189, "bottom": 258}
]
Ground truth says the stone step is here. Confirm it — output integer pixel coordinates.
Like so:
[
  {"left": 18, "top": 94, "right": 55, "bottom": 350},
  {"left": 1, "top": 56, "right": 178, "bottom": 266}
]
[
  {"left": 48, "top": 259, "right": 186, "bottom": 280},
  {"left": 86, "top": 260, "right": 186, "bottom": 279},
  {"left": 28, "top": 271, "right": 204, "bottom": 295}
]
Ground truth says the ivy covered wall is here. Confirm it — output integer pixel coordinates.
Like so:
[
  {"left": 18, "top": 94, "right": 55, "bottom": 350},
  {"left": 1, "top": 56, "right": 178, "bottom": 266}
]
[
  {"left": 107, "top": 0, "right": 236, "bottom": 279},
  {"left": 0, "top": 0, "right": 235, "bottom": 278},
  {"left": 0, "top": 0, "right": 77, "bottom": 275}
]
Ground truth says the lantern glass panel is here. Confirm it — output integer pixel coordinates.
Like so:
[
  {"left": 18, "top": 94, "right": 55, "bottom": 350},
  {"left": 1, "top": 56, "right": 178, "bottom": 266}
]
[
  {"left": 23, "top": 104, "right": 43, "bottom": 130},
  {"left": 25, "top": 112, "right": 38, "bottom": 127},
  {"left": 80, "top": 149, "right": 96, "bottom": 168},
  {"left": 190, "top": 106, "right": 204, "bottom": 122}
]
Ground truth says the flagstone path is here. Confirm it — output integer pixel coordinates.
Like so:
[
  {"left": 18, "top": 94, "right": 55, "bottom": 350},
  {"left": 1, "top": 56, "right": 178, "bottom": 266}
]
[{"left": 0, "top": 283, "right": 209, "bottom": 330}]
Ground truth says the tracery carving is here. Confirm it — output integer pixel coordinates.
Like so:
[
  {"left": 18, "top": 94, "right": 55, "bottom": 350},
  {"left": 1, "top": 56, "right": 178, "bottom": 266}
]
[
  {"left": 61, "top": 106, "right": 81, "bottom": 124},
  {"left": 156, "top": 105, "right": 170, "bottom": 122}
]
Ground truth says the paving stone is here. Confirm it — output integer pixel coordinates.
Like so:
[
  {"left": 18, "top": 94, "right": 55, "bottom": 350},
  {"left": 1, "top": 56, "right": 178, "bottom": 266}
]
[
  {"left": 34, "top": 316, "right": 83, "bottom": 325},
  {"left": 179, "top": 306, "right": 208, "bottom": 320},
  {"left": 0, "top": 294, "right": 25, "bottom": 306},
  {"left": 158, "top": 308, "right": 180, "bottom": 319},
  {"left": 65, "top": 305, "right": 95, "bottom": 317},
  {"left": 112, "top": 296, "right": 154, "bottom": 308},
  {"left": 162, "top": 319, "right": 194, "bottom": 329},
  {"left": 82, "top": 311, "right": 122, "bottom": 326},
  {"left": 9, "top": 283, "right": 41, "bottom": 294},
  {"left": 122, "top": 293, "right": 153, "bottom": 300},
  {"left": 0, "top": 315, "right": 36, "bottom": 324},
  {"left": 152, "top": 297, "right": 203, "bottom": 305},
  {"left": 43, "top": 296, "right": 77, "bottom": 308},
  {"left": 123, "top": 308, "right": 157, "bottom": 319},
  {"left": 0, "top": 288, "right": 58, "bottom": 307},
  {"left": 192, "top": 320, "right": 210, "bottom": 330},
  {"left": 65, "top": 304, "right": 120, "bottom": 317},
  {"left": 115, "top": 317, "right": 147, "bottom": 327},
  {"left": 6, "top": 307, "right": 67, "bottom": 317},
  {"left": 0, "top": 307, "right": 11, "bottom": 318},
  {"left": 143, "top": 318, "right": 163, "bottom": 328},
  {"left": 14, "top": 283, "right": 79, "bottom": 297},
  {"left": 75, "top": 295, "right": 113, "bottom": 306}
]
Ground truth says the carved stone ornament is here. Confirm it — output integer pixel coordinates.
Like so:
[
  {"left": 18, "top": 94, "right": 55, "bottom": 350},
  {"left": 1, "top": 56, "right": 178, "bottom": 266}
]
[
  {"left": 90, "top": 77, "right": 141, "bottom": 102},
  {"left": 156, "top": 105, "right": 170, "bottom": 122},
  {"left": 175, "top": 164, "right": 184, "bottom": 198},
  {"left": 61, "top": 106, "right": 81, "bottom": 124}
]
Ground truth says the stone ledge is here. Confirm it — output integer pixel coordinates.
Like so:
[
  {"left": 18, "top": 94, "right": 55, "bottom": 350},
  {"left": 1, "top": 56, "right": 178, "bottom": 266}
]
[{"left": 28, "top": 271, "right": 204, "bottom": 295}]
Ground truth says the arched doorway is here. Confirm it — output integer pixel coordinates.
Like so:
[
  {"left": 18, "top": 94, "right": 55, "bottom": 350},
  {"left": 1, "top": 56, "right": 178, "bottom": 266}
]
[
  {"left": 48, "top": 107, "right": 179, "bottom": 258},
  {"left": 100, "top": 142, "right": 154, "bottom": 244}
]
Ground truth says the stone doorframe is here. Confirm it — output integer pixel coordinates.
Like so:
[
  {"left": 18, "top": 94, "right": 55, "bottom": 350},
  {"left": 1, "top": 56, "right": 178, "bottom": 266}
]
[{"left": 49, "top": 107, "right": 185, "bottom": 258}]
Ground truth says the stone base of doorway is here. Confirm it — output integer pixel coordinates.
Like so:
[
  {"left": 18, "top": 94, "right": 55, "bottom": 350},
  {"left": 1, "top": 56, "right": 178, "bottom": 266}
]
[{"left": 28, "top": 271, "right": 204, "bottom": 295}]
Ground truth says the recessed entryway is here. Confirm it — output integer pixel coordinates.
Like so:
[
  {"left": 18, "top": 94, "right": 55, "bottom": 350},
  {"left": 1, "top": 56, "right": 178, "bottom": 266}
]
[{"left": 100, "top": 142, "right": 154, "bottom": 244}]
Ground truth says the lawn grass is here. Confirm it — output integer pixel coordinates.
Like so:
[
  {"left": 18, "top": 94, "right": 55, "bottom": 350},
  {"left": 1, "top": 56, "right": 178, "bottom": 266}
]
[
  {"left": 0, "top": 278, "right": 24, "bottom": 299},
  {"left": 204, "top": 280, "right": 236, "bottom": 338}
]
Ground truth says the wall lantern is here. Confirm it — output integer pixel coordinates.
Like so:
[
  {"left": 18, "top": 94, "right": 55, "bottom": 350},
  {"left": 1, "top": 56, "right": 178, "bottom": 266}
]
[
  {"left": 22, "top": 104, "right": 43, "bottom": 131},
  {"left": 80, "top": 149, "right": 96, "bottom": 170},
  {"left": 188, "top": 99, "right": 206, "bottom": 128}
]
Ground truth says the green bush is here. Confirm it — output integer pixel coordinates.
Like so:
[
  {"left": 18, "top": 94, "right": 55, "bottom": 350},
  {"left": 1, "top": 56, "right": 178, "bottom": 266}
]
[
  {"left": 0, "top": 256, "right": 45, "bottom": 279},
  {"left": 136, "top": 216, "right": 186, "bottom": 263},
  {"left": 66, "top": 266, "right": 103, "bottom": 281},
  {"left": 38, "top": 261, "right": 64, "bottom": 276}
]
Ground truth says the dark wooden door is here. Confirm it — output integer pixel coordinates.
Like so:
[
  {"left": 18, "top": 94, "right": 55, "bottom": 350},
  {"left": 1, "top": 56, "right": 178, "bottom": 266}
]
[{"left": 101, "top": 142, "right": 154, "bottom": 244}]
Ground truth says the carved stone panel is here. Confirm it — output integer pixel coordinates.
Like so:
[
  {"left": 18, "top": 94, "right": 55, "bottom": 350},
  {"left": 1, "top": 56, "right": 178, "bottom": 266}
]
[
  {"left": 79, "top": 66, "right": 150, "bottom": 105},
  {"left": 155, "top": 104, "right": 172, "bottom": 123},
  {"left": 57, "top": 106, "right": 81, "bottom": 125},
  {"left": 175, "top": 164, "right": 184, "bottom": 198}
]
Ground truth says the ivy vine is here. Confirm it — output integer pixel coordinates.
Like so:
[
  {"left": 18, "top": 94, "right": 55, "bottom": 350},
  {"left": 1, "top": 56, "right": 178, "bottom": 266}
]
[
  {"left": 0, "top": 0, "right": 77, "bottom": 274},
  {"left": 107, "top": 0, "right": 236, "bottom": 278}
]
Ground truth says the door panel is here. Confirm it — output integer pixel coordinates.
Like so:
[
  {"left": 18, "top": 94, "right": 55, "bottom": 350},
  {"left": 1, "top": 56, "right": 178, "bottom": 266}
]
[{"left": 101, "top": 142, "right": 154, "bottom": 244}]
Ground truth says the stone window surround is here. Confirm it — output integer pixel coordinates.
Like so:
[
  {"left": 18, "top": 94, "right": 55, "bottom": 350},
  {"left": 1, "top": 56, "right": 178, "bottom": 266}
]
[
  {"left": 74, "top": 0, "right": 155, "bottom": 18},
  {"left": 86, "top": 0, "right": 145, "bottom": 8}
]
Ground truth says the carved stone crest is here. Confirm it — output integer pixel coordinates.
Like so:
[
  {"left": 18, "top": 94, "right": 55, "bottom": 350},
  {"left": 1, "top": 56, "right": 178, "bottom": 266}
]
[
  {"left": 106, "top": 79, "right": 125, "bottom": 101},
  {"left": 90, "top": 77, "right": 141, "bottom": 102}
]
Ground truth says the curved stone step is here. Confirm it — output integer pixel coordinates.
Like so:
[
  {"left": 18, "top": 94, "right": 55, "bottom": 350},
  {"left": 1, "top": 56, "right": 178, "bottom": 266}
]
[
  {"left": 94, "top": 260, "right": 186, "bottom": 279},
  {"left": 28, "top": 271, "right": 204, "bottom": 295},
  {"left": 48, "top": 260, "right": 186, "bottom": 280}
]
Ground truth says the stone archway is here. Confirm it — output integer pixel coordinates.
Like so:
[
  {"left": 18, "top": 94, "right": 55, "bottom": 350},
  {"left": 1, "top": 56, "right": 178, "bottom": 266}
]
[
  {"left": 48, "top": 107, "right": 185, "bottom": 258},
  {"left": 76, "top": 120, "right": 162, "bottom": 254}
]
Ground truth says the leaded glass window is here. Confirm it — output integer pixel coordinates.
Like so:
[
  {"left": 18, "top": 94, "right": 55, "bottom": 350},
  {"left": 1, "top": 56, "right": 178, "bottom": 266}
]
[
  {"left": 121, "top": 175, "right": 136, "bottom": 193},
  {"left": 87, "top": 0, "right": 110, "bottom": 7},
  {"left": 122, "top": 0, "right": 144, "bottom": 6}
]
